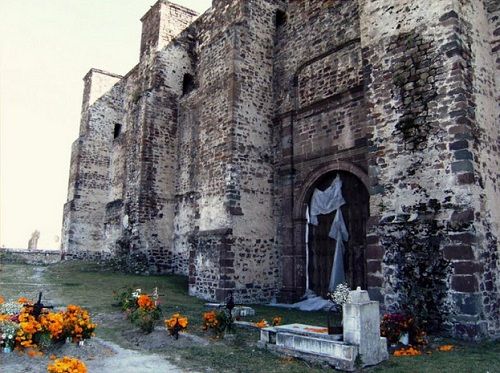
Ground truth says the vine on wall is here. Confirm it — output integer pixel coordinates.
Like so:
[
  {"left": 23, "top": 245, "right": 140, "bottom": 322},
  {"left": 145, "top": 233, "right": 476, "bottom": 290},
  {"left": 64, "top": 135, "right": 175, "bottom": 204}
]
[{"left": 381, "top": 219, "right": 452, "bottom": 332}]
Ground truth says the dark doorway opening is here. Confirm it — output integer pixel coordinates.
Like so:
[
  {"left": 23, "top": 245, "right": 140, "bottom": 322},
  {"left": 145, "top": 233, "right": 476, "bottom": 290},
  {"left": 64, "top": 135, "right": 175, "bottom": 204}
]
[
  {"left": 307, "top": 171, "right": 369, "bottom": 297},
  {"left": 182, "top": 73, "right": 195, "bottom": 96},
  {"left": 275, "top": 10, "right": 287, "bottom": 28},
  {"left": 113, "top": 123, "right": 122, "bottom": 139}
]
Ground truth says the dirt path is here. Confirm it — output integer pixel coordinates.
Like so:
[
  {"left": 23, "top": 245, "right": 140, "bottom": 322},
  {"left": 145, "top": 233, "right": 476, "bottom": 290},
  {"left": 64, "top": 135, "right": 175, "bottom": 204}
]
[
  {"left": 0, "top": 337, "right": 193, "bottom": 373},
  {"left": 1, "top": 265, "right": 204, "bottom": 372}
]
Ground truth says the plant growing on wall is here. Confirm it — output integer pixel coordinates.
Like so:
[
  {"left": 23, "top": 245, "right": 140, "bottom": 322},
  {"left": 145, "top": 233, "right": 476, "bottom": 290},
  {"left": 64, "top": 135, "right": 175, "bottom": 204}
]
[{"left": 381, "top": 219, "right": 451, "bottom": 332}]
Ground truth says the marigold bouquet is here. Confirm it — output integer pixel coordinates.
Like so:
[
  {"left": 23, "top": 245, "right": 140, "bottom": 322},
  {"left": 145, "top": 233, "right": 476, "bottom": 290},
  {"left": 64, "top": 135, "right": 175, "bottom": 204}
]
[
  {"left": 165, "top": 313, "right": 188, "bottom": 339},
  {"left": 255, "top": 316, "right": 282, "bottom": 329},
  {"left": 0, "top": 294, "right": 97, "bottom": 352},
  {"left": 62, "top": 305, "right": 96, "bottom": 343},
  {"left": 113, "top": 288, "right": 162, "bottom": 333},
  {"left": 129, "top": 294, "right": 161, "bottom": 334},
  {"left": 47, "top": 356, "right": 87, "bottom": 373},
  {"left": 255, "top": 319, "right": 269, "bottom": 328},
  {"left": 202, "top": 310, "right": 231, "bottom": 338}
]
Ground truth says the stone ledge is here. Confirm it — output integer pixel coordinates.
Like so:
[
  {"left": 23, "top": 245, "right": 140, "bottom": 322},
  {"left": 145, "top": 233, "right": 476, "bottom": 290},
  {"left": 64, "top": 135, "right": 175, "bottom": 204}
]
[{"left": 259, "top": 340, "right": 359, "bottom": 372}]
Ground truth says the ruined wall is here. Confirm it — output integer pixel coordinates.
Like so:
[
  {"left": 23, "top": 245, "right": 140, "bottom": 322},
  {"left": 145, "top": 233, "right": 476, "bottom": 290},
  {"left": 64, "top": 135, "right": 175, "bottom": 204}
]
[
  {"left": 62, "top": 2, "right": 200, "bottom": 273},
  {"left": 0, "top": 249, "right": 61, "bottom": 265},
  {"left": 175, "top": 1, "right": 243, "bottom": 299},
  {"left": 360, "top": 0, "right": 499, "bottom": 339},
  {"left": 174, "top": 0, "right": 281, "bottom": 303},
  {"left": 62, "top": 0, "right": 498, "bottom": 338},
  {"left": 62, "top": 69, "right": 123, "bottom": 259},
  {"left": 273, "top": 0, "right": 367, "bottom": 301},
  {"left": 461, "top": 0, "right": 500, "bottom": 339},
  {"left": 140, "top": 0, "right": 198, "bottom": 59}
]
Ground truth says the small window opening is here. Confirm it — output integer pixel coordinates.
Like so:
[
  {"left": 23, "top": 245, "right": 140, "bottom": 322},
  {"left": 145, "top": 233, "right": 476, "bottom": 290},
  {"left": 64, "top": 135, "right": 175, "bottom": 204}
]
[
  {"left": 113, "top": 123, "right": 122, "bottom": 139},
  {"left": 276, "top": 10, "right": 287, "bottom": 28},
  {"left": 182, "top": 74, "right": 195, "bottom": 96}
]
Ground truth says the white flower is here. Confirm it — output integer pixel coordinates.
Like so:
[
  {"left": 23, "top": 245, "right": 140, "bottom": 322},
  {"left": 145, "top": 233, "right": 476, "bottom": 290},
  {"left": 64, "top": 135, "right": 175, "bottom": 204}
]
[
  {"left": 0, "top": 301, "right": 22, "bottom": 315},
  {"left": 328, "top": 283, "right": 351, "bottom": 306},
  {"left": 7, "top": 335, "right": 12, "bottom": 339},
  {"left": 1, "top": 333, "right": 5, "bottom": 339}
]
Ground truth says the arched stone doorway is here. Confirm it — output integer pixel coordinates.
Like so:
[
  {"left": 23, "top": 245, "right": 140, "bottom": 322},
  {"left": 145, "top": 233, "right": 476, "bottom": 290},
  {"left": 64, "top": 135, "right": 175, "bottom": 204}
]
[{"left": 306, "top": 170, "right": 369, "bottom": 297}]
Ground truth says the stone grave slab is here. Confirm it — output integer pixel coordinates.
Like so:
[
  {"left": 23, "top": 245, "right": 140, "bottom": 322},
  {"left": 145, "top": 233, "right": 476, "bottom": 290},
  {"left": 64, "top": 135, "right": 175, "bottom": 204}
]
[{"left": 258, "top": 288, "right": 388, "bottom": 371}]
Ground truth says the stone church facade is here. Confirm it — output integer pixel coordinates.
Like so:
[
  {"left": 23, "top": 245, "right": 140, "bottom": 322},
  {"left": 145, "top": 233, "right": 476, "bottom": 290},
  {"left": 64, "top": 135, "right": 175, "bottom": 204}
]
[{"left": 62, "top": 0, "right": 499, "bottom": 339}]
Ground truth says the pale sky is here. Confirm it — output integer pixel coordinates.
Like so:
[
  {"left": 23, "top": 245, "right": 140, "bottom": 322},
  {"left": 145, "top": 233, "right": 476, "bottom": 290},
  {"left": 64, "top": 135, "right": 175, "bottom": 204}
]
[{"left": 0, "top": 0, "right": 211, "bottom": 249}]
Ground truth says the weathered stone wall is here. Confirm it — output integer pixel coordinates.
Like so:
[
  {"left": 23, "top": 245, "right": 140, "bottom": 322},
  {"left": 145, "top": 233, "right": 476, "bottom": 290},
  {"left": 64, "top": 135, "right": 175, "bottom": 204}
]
[
  {"left": 62, "top": 0, "right": 499, "bottom": 338},
  {"left": 359, "top": 0, "right": 498, "bottom": 339},
  {"left": 462, "top": 0, "right": 500, "bottom": 339},
  {"left": 273, "top": 0, "right": 367, "bottom": 302},
  {"left": 0, "top": 249, "right": 61, "bottom": 265},
  {"left": 140, "top": 0, "right": 198, "bottom": 59},
  {"left": 62, "top": 69, "right": 123, "bottom": 258},
  {"left": 174, "top": 0, "right": 281, "bottom": 303}
]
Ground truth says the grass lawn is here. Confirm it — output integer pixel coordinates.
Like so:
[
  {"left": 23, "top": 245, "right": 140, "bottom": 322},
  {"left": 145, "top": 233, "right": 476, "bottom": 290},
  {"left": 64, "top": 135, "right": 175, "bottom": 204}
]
[{"left": 0, "top": 261, "right": 498, "bottom": 372}]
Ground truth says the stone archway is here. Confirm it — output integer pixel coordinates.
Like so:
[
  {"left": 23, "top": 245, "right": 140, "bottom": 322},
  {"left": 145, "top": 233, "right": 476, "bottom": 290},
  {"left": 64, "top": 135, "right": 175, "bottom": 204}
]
[{"left": 295, "top": 163, "right": 370, "bottom": 298}]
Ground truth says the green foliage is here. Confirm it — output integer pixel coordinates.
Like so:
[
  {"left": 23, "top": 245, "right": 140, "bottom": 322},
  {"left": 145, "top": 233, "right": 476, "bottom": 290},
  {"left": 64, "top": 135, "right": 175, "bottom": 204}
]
[
  {"left": 382, "top": 220, "right": 451, "bottom": 332},
  {"left": 202, "top": 309, "right": 233, "bottom": 338},
  {"left": 129, "top": 306, "right": 162, "bottom": 334},
  {"left": 3, "top": 263, "right": 497, "bottom": 373},
  {"left": 112, "top": 287, "right": 136, "bottom": 312}
]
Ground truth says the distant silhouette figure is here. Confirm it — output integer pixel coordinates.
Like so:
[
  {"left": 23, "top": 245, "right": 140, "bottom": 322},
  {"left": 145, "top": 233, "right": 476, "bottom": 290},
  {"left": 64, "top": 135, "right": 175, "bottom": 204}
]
[{"left": 28, "top": 230, "right": 40, "bottom": 250}]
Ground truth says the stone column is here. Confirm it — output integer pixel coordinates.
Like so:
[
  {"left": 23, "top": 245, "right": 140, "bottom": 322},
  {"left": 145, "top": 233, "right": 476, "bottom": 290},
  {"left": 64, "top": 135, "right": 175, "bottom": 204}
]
[{"left": 343, "top": 287, "right": 388, "bottom": 367}]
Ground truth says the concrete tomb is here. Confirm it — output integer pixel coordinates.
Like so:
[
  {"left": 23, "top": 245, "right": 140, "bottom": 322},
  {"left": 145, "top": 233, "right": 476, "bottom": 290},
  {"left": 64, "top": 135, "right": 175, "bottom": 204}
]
[{"left": 259, "top": 288, "right": 388, "bottom": 371}]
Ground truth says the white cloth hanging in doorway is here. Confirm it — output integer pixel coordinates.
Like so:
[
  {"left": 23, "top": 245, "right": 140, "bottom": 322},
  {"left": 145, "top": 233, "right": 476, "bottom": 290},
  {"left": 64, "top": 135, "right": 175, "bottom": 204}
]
[{"left": 309, "top": 175, "right": 349, "bottom": 292}]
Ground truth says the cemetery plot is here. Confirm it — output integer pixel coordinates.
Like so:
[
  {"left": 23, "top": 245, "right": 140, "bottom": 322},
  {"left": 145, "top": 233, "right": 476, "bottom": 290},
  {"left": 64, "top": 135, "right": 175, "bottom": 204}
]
[{"left": 0, "top": 262, "right": 498, "bottom": 373}]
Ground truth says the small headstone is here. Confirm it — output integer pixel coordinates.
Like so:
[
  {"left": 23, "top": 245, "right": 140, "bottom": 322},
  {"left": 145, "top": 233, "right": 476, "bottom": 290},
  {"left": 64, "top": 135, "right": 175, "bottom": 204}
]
[
  {"left": 232, "top": 306, "right": 255, "bottom": 318},
  {"left": 343, "top": 287, "right": 388, "bottom": 367}
]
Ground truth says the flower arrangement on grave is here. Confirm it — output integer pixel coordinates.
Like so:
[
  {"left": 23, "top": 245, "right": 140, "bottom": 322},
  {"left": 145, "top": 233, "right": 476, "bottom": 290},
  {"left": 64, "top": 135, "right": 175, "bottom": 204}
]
[
  {"left": 272, "top": 316, "right": 282, "bottom": 326},
  {"left": 129, "top": 294, "right": 162, "bottom": 334},
  {"left": 202, "top": 309, "right": 232, "bottom": 339},
  {"left": 113, "top": 288, "right": 162, "bottom": 334},
  {"left": 0, "top": 320, "right": 19, "bottom": 351},
  {"left": 254, "top": 316, "right": 282, "bottom": 329},
  {"left": 165, "top": 313, "right": 188, "bottom": 339},
  {"left": 393, "top": 346, "right": 422, "bottom": 357},
  {"left": 61, "top": 305, "right": 96, "bottom": 343},
  {"left": 255, "top": 319, "right": 268, "bottom": 328},
  {"left": 0, "top": 294, "right": 96, "bottom": 353},
  {"left": 437, "top": 344, "right": 454, "bottom": 352},
  {"left": 326, "top": 283, "right": 351, "bottom": 335},
  {"left": 380, "top": 312, "right": 427, "bottom": 346},
  {"left": 327, "top": 283, "right": 351, "bottom": 310},
  {"left": 47, "top": 356, "right": 87, "bottom": 373}
]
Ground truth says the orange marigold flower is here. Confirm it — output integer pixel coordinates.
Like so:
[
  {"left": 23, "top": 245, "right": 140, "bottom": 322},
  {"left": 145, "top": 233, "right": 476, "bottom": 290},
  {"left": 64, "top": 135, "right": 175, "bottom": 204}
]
[
  {"left": 137, "top": 295, "right": 155, "bottom": 310},
  {"left": 17, "top": 297, "right": 30, "bottom": 304},
  {"left": 0, "top": 295, "right": 4, "bottom": 304},
  {"left": 272, "top": 317, "right": 282, "bottom": 326},
  {"left": 178, "top": 317, "right": 188, "bottom": 329},
  {"left": 165, "top": 313, "right": 189, "bottom": 331},
  {"left": 62, "top": 305, "right": 96, "bottom": 343},
  {"left": 255, "top": 320, "right": 269, "bottom": 328},
  {"left": 394, "top": 346, "right": 422, "bottom": 357},
  {"left": 438, "top": 344, "right": 454, "bottom": 352},
  {"left": 47, "top": 356, "right": 87, "bottom": 373}
]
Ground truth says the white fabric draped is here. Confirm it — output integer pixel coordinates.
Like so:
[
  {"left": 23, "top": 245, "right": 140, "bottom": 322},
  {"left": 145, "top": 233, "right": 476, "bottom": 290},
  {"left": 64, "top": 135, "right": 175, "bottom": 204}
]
[{"left": 308, "top": 175, "right": 349, "bottom": 292}]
